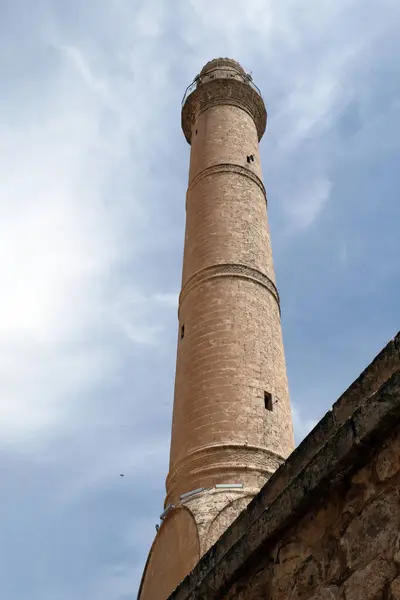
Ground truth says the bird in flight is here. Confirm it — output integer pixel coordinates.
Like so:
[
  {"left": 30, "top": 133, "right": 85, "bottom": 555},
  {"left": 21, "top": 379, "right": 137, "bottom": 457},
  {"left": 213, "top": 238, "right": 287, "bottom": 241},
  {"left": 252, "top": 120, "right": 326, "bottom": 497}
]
[{"left": 120, "top": 474, "right": 125, "bottom": 478}]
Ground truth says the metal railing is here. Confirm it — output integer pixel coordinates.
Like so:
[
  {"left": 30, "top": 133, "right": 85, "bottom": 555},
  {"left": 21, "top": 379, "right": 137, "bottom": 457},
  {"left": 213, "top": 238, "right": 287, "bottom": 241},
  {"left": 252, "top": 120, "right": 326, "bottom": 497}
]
[
  {"left": 181, "top": 79, "right": 198, "bottom": 106},
  {"left": 181, "top": 72, "right": 262, "bottom": 106}
]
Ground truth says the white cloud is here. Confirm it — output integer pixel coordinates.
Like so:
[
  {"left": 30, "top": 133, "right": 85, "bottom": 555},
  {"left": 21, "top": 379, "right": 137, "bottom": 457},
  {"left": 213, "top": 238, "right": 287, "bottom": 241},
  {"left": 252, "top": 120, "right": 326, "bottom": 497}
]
[
  {"left": 110, "top": 290, "right": 179, "bottom": 346},
  {"left": 0, "top": 86, "right": 111, "bottom": 440},
  {"left": 284, "top": 178, "right": 332, "bottom": 230},
  {"left": 152, "top": 292, "right": 179, "bottom": 308},
  {"left": 60, "top": 45, "right": 105, "bottom": 92},
  {"left": 111, "top": 291, "right": 164, "bottom": 346},
  {"left": 0, "top": 32, "right": 173, "bottom": 441}
]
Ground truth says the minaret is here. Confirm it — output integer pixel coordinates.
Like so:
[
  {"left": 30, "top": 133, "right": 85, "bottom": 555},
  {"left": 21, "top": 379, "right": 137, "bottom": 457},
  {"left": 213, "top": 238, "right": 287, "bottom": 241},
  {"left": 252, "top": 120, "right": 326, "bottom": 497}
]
[{"left": 138, "top": 58, "right": 295, "bottom": 600}]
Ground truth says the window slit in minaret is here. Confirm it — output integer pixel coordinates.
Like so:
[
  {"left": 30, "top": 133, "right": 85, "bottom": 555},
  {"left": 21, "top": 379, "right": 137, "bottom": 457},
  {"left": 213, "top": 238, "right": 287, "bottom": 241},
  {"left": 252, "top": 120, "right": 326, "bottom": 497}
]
[
  {"left": 264, "top": 391, "right": 273, "bottom": 411},
  {"left": 180, "top": 325, "right": 185, "bottom": 340}
]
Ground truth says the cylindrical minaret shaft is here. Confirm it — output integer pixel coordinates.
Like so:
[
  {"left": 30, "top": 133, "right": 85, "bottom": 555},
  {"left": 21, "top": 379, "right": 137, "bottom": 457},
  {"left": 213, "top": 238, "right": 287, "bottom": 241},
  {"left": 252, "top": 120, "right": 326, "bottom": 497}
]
[
  {"left": 138, "top": 58, "right": 295, "bottom": 600},
  {"left": 167, "top": 59, "right": 294, "bottom": 504}
]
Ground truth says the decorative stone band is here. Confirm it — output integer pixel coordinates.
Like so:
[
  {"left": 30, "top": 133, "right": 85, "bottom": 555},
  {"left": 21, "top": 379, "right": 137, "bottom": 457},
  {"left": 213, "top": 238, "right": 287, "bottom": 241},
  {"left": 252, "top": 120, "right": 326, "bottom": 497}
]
[
  {"left": 181, "top": 79, "right": 267, "bottom": 144},
  {"left": 166, "top": 443, "right": 286, "bottom": 504},
  {"left": 179, "top": 263, "right": 280, "bottom": 316},
  {"left": 188, "top": 162, "right": 267, "bottom": 201}
]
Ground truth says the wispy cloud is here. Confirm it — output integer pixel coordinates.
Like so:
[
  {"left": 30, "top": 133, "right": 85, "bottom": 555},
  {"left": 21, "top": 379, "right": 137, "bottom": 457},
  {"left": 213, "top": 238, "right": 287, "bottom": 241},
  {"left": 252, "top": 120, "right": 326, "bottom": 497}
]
[
  {"left": 284, "top": 178, "right": 333, "bottom": 231},
  {"left": 110, "top": 290, "right": 178, "bottom": 346}
]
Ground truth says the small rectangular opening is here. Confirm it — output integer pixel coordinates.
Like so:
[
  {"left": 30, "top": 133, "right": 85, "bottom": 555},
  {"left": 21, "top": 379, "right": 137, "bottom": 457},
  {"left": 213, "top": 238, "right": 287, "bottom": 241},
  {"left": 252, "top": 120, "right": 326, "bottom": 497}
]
[
  {"left": 180, "top": 324, "right": 185, "bottom": 340},
  {"left": 264, "top": 391, "right": 273, "bottom": 411}
]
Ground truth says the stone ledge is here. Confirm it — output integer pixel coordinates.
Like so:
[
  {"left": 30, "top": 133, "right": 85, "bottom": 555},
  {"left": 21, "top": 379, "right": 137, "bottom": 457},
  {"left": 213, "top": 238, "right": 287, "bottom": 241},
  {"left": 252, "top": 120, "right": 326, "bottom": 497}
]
[
  {"left": 178, "top": 263, "right": 280, "bottom": 317},
  {"left": 333, "top": 332, "right": 400, "bottom": 424},
  {"left": 166, "top": 443, "right": 284, "bottom": 501},
  {"left": 181, "top": 79, "right": 266, "bottom": 144},
  {"left": 187, "top": 163, "right": 267, "bottom": 200},
  {"left": 168, "top": 334, "right": 400, "bottom": 600}
]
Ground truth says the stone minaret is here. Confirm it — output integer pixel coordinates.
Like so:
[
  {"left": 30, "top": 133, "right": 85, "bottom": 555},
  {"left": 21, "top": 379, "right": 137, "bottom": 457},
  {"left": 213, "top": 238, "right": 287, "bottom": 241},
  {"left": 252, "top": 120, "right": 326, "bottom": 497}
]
[{"left": 138, "top": 58, "right": 295, "bottom": 600}]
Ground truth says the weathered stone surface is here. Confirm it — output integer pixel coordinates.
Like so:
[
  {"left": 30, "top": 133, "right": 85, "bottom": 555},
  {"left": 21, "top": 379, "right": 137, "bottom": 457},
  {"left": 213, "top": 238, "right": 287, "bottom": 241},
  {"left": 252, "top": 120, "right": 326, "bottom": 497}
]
[
  {"left": 270, "top": 541, "right": 311, "bottom": 598},
  {"left": 391, "top": 576, "right": 400, "bottom": 600},
  {"left": 194, "top": 416, "right": 356, "bottom": 600},
  {"left": 295, "top": 555, "right": 322, "bottom": 596},
  {"left": 341, "top": 489, "right": 400, "bottom": 570},
  {"left": 300, "top": 499, "right": 342, "bottom": 548},
  {"left": 301, "top": 419, "right": 355, "bottom": 493},
  {"left": 267, "top": 411, "right": 336, "bottom": 502},
  {"left": 182, "top": 488, "right": 255, "bottom": 556},
  {"left": 342, "top": 466, "right": 376, "bottom": 521},
  {"left": 308, "top": 587, "right": 340, "bottom": 600},
  {"left": 342, "top": 558, "right": 396, "bottom": 600},
  {"left": 319, "top": 535, "right": 344, "bottom": 584},
  {"left": 394, "top": 533, "right": 400, "bottom": 565},
  {"left": 375, "top": 430, "right": 400, "bottom": 481},
  {"left": 351, "top": 371, "right": 400, "bottom": 445}
]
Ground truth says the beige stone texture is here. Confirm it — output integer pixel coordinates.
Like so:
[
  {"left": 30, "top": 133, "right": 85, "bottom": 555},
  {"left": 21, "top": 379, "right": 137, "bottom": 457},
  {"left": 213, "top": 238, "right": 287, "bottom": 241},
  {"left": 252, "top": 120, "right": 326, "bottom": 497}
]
[
  {"left": 391, "top": 576, "right": 400, "bottom": 599},
  {"left": 138, "top": 507, "right": 199, "bottom": 600},
  {"left": 181, "top": 487, "right": 255, "bottom": 555}
]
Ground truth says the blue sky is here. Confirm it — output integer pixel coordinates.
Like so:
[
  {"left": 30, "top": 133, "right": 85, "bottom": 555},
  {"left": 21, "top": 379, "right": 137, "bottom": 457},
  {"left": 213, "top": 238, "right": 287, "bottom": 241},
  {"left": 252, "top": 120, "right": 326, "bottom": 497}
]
[{"left": 0, "top": 0, "right": 399, "bottom": 598}]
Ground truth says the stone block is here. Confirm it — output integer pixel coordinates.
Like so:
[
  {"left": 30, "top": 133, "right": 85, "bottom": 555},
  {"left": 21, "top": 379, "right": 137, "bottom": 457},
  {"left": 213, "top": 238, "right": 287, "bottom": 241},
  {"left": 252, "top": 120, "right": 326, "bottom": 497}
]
[
  {"left": 374, "top": 430, "right": 400, "bottom": 481},
  {"left": 391, "top": 576, "right": 400, "bottom": 600},
  {"left": 342, "top": 465, "right": 377, "bottom": 521},
  {"left": 294, "top": 555, "right": 321, "bottom": 596},
  {"left": 351, "top": 371, "right": 400, "bottom": 446},
  {"left": 319, "top": 535, "right": 344, "bottom": 584},
  {"left": 309, "top": 587, "right": 340, "bottom": 600},
  {"left": 340, "top": 489, "right": 400, "bottom": 570},
  {"left": 343, "top": 558, "right": 396, "bottom": 600}
]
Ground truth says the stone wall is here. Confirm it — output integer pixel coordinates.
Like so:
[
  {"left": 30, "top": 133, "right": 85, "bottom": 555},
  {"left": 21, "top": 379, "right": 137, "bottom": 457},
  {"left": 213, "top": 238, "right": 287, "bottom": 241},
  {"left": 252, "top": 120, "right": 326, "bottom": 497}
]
[
  {"left": 168, "top": 331, "right": 400, "bottom": 600},
  {"left": 224, "top": 421, "right": 400, "bottom": 600}
]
